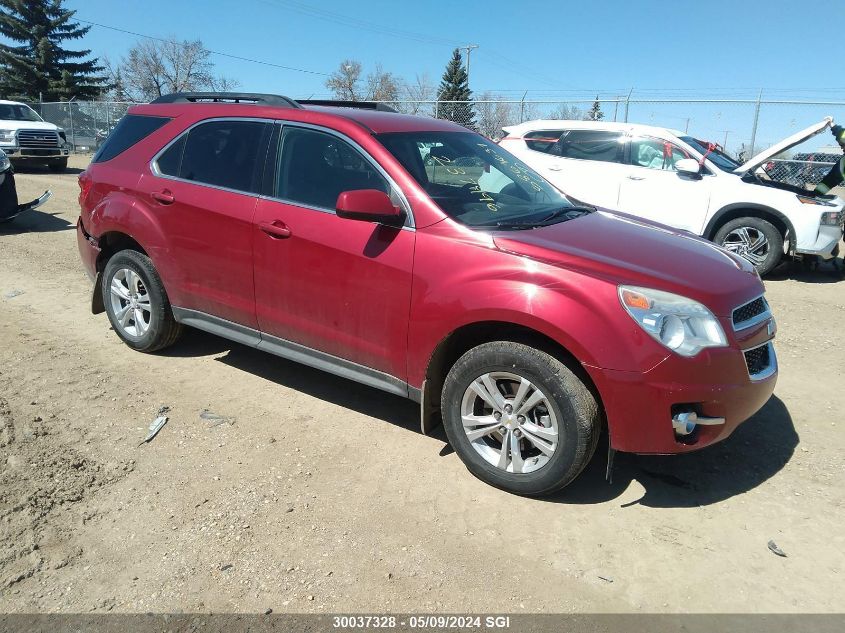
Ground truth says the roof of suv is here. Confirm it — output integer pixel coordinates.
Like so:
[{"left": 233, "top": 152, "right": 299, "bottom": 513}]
[
  {"left": 129, "top": 101, "right": 465, "bottom": 135},
  {"left": 505, "top": 119, "right": 686, "bottom": 138}
]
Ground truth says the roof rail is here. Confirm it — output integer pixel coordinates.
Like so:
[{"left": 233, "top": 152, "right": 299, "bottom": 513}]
[
  {"left": 297, "top": 99, "right": 398, "bottom": 113},
  {"left": 150, "top": 92, "right": 301, "bottom": 108}
]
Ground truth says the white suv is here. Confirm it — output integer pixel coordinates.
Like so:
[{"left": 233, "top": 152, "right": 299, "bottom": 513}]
[
  {"left": 500, "top": 118, "right": 845, "bottom": 274},
  {"left": 0, "top": 100, "right": 70, "bottom": 172}
]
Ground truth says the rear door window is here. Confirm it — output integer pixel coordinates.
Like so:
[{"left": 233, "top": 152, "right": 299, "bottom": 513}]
[
  {"left": 155, "top": 135, "right": 185, "bottom": 177},
  {"left": 555, "top": 130, "right": 623, "bottom": 163},
  {"left": 92, "top": 114, "right": 170, "bottom": 163},
  {"left": 524, "top": 130, "right": 566, "bottom": 154},
  {"left": 175, "top": 120, "right": 271, "bottom": 194}
]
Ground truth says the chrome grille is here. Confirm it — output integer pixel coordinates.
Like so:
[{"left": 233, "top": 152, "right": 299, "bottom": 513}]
[
  {"left": 732, "top": 296, "right": 770, "bottom": 330},
  {"left": 743, "top": 342, "right": 776, "bottom": 380},
  {"left": 17, "top": 129, "right": 60, "bottom": 148}
]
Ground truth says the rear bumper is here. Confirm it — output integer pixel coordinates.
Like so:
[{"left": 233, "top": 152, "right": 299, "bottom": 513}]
[
  {"left": 593, "top": 336, "right": 777, "bottom": 454},
  {"left": 76, "top": 217, "right": 100, "bottom": 281}
]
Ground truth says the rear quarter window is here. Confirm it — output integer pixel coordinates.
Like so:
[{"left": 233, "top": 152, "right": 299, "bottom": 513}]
[
  {"left": 524, "top": 130, "right": 565, "bottom": 154},
  {"left": 92, "top": 114, "right": 171, "bottom": 163}
]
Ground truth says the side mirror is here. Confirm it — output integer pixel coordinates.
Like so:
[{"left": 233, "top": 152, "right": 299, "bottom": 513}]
[
  {"left": 336, "top": 189, "right": 405, "bottom": 226},
  {"left": 675, "top": 158, "right": 701, "bottom": 176}
]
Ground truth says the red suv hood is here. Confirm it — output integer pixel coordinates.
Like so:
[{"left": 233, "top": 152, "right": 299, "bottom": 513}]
[{"left": 492, "top": 211, "right": 763, "bottom": 317}]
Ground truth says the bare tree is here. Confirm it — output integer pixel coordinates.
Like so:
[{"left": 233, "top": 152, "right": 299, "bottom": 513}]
[
  {"left": 365, "top": 64, "right": 398, "bottom": 102},
  {"left": 112, "top": 37, "right": 237, "bottom": 102},
  {"left": 395, "top": 73, "right": 435, "bottom": 115},
  {"left": 326, "top": 60, "right": 400, "bottom": 103},
  {"left": 476, "top": 92, "right": 516, "bottom": 139},
  {"left": 518, "top": 100, "right": 542, "bottom": 123},
  {"left": 326, "top": 59, "right": 362, "bottom": 100},
  {"left": 547, "top": 103, "right": 583, "bottom": 120}
]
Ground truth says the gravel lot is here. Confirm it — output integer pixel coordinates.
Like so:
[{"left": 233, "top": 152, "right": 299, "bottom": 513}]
[{"left": 0, "top": 155, "right": 843, "bottom": 614}]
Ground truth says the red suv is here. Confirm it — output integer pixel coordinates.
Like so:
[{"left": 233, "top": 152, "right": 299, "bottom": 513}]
[{"left": 77, "top": 93, "right": 778, "bottom": 496}]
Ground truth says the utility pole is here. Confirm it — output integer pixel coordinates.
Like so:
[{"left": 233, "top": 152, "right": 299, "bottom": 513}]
[
  {"left": 720, "top": 130, "right": 731, "bottom": 150},
  {"left": 461, "top": 44, "right": 479, "bottom": 87},
  {"left": 749, "top": 88, "right": 763, "bottom": 156},
  {"left": 684, "top": 118, "right": 690, "bottom": 134}
]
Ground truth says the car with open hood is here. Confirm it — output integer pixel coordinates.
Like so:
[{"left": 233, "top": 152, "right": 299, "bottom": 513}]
[
  {"left": 76, "top": 93, "right": 777, "bottom": 496},
  {"left": 499, "top": 118, "right": 845, "bottom": 275}
]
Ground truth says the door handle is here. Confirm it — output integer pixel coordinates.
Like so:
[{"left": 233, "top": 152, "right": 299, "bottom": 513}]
[
  {"left": 259, "top": 220, "right": 292, "bottom": 239},
  {"left": 626, "top": 175, "right": 646, "bottom": 181},
  {"left": 547, "top": 165, "right": 563, "bottom": 171},
  {"left": 152, "top": 189, "right": 175, "bottom": 204}
]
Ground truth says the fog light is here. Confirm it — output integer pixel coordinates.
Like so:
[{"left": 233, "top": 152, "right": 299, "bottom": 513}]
[{"left": 672, "top": 411, "right": 698, "bottom": 436}]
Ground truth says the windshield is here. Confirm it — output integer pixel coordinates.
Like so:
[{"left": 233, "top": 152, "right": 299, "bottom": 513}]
[
  {"left": 377, "top": 131, "right": 583, "bottom": 229},
  {"left": 679, "top": 136, "right": 740, "bottom": 173},
  {"left": 0, "top": 103, "right": 43, "bottom": 122}
]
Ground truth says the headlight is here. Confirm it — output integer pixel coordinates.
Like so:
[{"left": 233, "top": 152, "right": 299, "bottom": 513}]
[
  {"left": 619, "top": 285, "right": 727, "bottom": 357},
  {"left": 0, "top": 150, "right": 9, "bottom": 172},
  {"left": 0, "top": 129, "right": 15, "bottom": 142},
  {"left": 797, "top": 195, "right": 837, "bottom": 206}
]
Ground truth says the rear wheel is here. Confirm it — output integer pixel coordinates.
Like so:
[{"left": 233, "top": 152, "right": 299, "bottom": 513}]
[
  {"left": 714, "top": 216, "right": 783, "bottom": 276},
  {"left": 441, "top": 341, "right": 600, "bottom": 496},
  {"left": 102, "top": 250, "right": 182, "bottom": 352}
]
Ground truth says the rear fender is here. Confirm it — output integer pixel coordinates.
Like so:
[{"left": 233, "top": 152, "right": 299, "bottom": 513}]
[{"left": 88, "top": 193, "right": 180, "bottom": 301}]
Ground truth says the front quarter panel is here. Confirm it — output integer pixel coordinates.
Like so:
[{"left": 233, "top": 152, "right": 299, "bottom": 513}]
[{"left": 406, "top": 220, "right": 671, "bottom": 388}]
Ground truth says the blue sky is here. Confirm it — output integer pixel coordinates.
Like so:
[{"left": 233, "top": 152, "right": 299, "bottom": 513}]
[{"left": 44, "top": 1, "right": 845, "bottom": 151}]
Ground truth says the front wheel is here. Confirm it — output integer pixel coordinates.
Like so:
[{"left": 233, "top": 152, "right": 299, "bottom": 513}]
[
  {"left": 441, "top": 341, "right": 600, "bottom": 496},
  {"left": 102, "top": 250, "right": 182, "bottom": 352},
  {"left": 714, "top": 216, "right": 783, "bottom": 276}
]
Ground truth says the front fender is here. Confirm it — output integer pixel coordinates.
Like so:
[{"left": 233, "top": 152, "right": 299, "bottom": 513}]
[{"left": 406, "top": 228, "right": 670, "bottom": 388}]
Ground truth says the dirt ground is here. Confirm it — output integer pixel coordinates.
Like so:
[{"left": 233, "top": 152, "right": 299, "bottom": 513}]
[{"left": 0, "top": 154, "right": 843, "bottom": 614}]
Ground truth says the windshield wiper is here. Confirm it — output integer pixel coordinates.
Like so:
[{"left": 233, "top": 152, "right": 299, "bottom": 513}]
[{"left": 492, "top": 205, "right": 595, "bottom": 229}]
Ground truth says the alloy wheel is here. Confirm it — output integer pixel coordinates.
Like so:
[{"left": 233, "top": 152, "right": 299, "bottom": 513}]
[
  {"left": 460, "top": 371, "right": 559, "bottom": 474},
  {"left": 722, "top": 226, "right": 770, "bottom": 267},
  {"left": 109, "top": 268, "right": 152, "bottom": 337}
]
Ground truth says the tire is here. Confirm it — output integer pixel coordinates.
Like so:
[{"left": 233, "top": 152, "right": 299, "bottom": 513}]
[
  {"left": 47, "top": 159, "right": 67, "bottom": 173},
  {"left": 441, "top": 341, "right": 600, "bottom": 496},
  {"left": 102, "top": 250, "right": 182, "bottom": 352},
  {"left": 713, "top": 216, "right": 783, "bottom": 276}
]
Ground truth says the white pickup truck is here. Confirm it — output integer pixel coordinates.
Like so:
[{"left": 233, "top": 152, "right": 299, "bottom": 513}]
[{"left": 0, "top": 99, "right": 70, "bottom": 172}]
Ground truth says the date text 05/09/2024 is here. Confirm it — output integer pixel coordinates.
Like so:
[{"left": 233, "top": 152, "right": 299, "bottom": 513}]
[{"left": 332, "top": 615, "right": 512, "bottom": 629}]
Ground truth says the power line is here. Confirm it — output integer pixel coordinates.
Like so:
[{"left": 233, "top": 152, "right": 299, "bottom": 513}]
[
  {"left": 75, "top": 18, "right": 330, "bottom": 76},
  {"left": 258, "top": 0, "right": 461, "bottom": 47},
  {"left": 257, "top": 0, "right": 568, "bottom": 88}
]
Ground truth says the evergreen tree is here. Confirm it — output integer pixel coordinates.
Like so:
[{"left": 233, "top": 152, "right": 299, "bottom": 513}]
[
  {"left": 585, "top": 96, "right": 604, "bottom": 121},
  {"left": 437, "top": 48, "right": 475, "bottom": 130},
  {"left": 0, "top": 0, "right": 106, "bottom": 101}
]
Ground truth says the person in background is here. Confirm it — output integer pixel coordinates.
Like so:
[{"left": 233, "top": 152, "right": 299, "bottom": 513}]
[{"left": 814, "top": 124, "right": 845, "bottom": 195}]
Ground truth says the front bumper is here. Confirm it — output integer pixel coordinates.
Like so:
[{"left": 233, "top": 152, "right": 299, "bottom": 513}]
[
  {"left": 3, "top": 146, "right": 70, "bottom": 160},
  {"left": 795, "top": 223, "right": 844, "bottom": 259},
  {"left": 593, "top": 317, "right": 777, "bottom": 454}
]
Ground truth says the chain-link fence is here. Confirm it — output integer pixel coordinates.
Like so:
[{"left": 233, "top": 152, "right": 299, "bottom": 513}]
[
  {"left": 25, "top": 98, "right": 845, "bottom": 189},
  {"left": 29, "top": 101, "right": 134, "bottom": 152}
]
